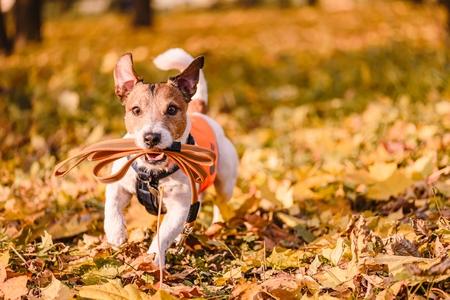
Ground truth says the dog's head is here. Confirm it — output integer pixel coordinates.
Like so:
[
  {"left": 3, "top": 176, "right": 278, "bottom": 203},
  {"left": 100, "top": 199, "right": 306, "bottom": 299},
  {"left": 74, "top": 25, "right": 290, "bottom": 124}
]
[{"left": 113, "top": 53, "right": 204, "bottom": 168}]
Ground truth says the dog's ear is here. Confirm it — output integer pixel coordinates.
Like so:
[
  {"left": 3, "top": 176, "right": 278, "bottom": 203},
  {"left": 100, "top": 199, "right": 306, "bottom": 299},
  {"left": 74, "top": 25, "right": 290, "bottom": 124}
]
[
  {"left": 169, "top": 56, "right": 204, "bottom": 101},
  {"left": 114, "top": 53, "right": 139, "bottom": 102}
]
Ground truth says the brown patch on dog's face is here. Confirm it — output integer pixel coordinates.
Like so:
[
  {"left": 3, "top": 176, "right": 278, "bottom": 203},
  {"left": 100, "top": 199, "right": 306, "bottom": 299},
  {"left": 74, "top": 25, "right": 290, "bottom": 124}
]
[{"left": 123, "top": 82, "right": 189, "bottom": 141}]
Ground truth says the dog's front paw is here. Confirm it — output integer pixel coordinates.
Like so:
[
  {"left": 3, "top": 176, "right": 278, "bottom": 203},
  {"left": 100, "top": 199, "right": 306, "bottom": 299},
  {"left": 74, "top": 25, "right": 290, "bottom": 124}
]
[{"left": 105, "top": 225, "right": 128, "bottom": 247}]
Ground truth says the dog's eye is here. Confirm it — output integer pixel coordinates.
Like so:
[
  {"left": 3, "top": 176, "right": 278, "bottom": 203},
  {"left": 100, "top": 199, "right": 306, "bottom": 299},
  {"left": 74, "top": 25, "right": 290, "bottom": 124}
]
[
  {"left": 131, "top": 106, "right": 141, "bottom": 116},
  {"left": 166, "top": 105, "right": 178, "bottom": 116}
]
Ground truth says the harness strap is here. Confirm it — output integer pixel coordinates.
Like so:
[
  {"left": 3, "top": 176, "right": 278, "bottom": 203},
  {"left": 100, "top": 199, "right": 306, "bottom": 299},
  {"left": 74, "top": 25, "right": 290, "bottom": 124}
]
[{"left": 132, "top": 134, "right": 199, "bottom": 219}]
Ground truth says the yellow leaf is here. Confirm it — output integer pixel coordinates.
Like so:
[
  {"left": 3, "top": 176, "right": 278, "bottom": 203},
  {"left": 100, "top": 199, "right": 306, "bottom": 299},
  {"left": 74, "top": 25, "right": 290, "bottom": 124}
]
[
  {"left": 293, "top": 183, "right": 319, "bottom": 201},
  {"left": 321, "top": 237, "right": 345, "bottom": 266},
  {"left": 368, "top": 162, "right": 397, "bottom": 182},
  {"left": 150, "top": 290, "right": 178, "bottom": 300},
  {"left": 276, "top": 181, "right": 294, "bottom": 208},
  {"left": 79, "top": 280, "right": 152, "bottom": 300},
  {"left": 296, "top": 274, "right": 321, "bottom": 294},
  {"left": 313, "top": 262, "right": 358, "bottom": 289},
  {"left": 0, "top": 252, "right": 9, "bottom": 283},
  {"left": 39, "top": 231, "right": 54, "bottom": 253},
  {"left": 211, "top": 198, "right": 235, "bottom": 221},
  {"left": 375, "top": 281, "right": 408, "bottom": 300},
  {"left": 214, "top": 267, "right": 242, "bottom": 286},
  {"left": 371, "top": 255, "right": 441, "bottom": 279},
  {"left": 405, "top": 152, "right": 435, "bottom": 180},
  {"left": 267, "top": 247, "right": 305, "bottom": 269},
  {"left": 48, "top": 212, "right": 99, "bottom": 239},
  {"left": 277, "top": 212, "right": 305, "bottom": 228},
  {"left": 41, "top": 276, "right": 74, "bottom": 300},
  {"left": 367, "top": 170, "right": 414, "bottom": 200},
  {"left": 0, "top": 252, "right": 9, "bottom": 268},
  {"left": 307, "top": 255, "right": 322, "bottom": 276}
]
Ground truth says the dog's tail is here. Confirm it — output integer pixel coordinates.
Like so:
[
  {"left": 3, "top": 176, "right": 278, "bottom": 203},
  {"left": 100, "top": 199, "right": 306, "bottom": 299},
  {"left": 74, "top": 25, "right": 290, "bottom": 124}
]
[{"left": 154, "top": 48, "right": 208, "bottom": 114}]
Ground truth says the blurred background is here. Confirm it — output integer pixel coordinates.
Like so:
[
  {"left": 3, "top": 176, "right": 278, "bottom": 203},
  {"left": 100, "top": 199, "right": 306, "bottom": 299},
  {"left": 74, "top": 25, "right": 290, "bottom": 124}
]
[
  {"left": 0, "top": 1, "right": 449, "bottom": 297},
  {"left": 0, "top": 0, "right": 449, "bottom": 161}
]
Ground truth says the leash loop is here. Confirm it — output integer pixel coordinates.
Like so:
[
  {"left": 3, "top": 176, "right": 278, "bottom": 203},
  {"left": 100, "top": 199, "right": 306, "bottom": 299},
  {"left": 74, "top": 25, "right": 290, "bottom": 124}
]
[{"left": 53, "top": 138, "right": 215, "bottom": 206}]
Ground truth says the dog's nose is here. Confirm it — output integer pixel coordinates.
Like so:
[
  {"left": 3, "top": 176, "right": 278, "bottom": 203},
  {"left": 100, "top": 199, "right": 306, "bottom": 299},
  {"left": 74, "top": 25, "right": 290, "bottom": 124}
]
[{"left": 143, "top": 132, "right": 161, "bottom": 147}]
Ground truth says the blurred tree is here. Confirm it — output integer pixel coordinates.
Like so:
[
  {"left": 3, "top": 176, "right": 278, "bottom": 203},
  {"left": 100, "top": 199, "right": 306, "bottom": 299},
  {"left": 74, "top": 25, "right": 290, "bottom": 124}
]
[
  {"left": 60, "top": 0, "right": 75, "bottom": 12},
  {"left": 0, "top": 11, "right": 12, "bottom": 54},
  {"left": 440, "top": 0, "right": 450, "bottom": 30},
  {"left": 238, "top": 0, "right": 261, "bottom": 7},
  {"left": 14, "top": 0, "right": 43, "bottom": 44},
  {"left": 133, "top": 0, "right": 153, "bottom": 27}
]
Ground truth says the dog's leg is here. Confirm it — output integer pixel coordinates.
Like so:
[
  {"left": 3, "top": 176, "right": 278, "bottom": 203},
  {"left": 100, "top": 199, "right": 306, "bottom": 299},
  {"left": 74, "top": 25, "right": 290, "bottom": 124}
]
[
  {"left": 147, "top": 177, "right": 191, "bottom": 267},
  {"left": 104, "top": 183, "right": 132, "bottom": 247},
  {"left": 213, "top": 136, "right": 238, "bottom": 223}
]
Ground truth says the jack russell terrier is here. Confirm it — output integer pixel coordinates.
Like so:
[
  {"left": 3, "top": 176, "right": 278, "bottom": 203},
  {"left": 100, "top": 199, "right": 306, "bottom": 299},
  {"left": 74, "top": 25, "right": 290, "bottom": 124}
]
[{"left": 104, "top": 48, "right": 239, "bottom": 266}]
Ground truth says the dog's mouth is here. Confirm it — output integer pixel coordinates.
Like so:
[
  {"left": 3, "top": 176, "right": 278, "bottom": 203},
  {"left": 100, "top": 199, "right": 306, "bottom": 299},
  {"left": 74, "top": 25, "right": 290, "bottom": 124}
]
[{"left": 144, "top": 153, "right": 167, "bottom": 164}]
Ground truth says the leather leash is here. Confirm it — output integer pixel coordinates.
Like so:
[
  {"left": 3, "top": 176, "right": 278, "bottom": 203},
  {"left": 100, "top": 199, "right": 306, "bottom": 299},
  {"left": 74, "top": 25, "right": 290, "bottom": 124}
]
[{"left": 53, "top": 138, "right": 216, "bottom": 226}]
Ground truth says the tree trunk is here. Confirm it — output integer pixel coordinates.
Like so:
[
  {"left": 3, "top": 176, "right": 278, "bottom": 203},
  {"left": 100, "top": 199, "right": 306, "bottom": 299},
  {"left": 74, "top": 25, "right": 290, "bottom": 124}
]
[
  {"left": 133, "top": 0, "right": 153, "bottom": 27},
  {"left": 439, "top": 0, "right": 450, "bottom": 33},
  {"left": 0, "top": 12, "right": 12, "bottom": 55},
  {"left": 14, "top": 0, "right": 43, "bottom": 45}
]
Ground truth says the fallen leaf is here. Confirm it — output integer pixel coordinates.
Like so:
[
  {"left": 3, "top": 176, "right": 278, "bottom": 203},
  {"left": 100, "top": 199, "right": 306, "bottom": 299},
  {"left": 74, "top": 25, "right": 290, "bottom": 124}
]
[
  {"left": 79, "top": 280, "right": 152, "bottom": 300},
  {"left": 296, "top": 274, "right": 321, "bottom": 294},
  {"left": 168, "top": 285, "right": 202, "bottom": 298},
  {"left": 0, "top": 252, "right": 9, "bottom": 283},
  {"left": 150, "top": 290, "right": 179, "bottom": 300},
  {"left": 260, "top": 275, "right": 301, "bottom": 300},
  {"left": 276, "top": 181, "right": 294, "bottom": 209},
  {"left": 322, "top": 237, "right": 345, "bottom": 266},
  {"left": 267, "top": 247, "right": 305, "bottom": 269},
  {"left": 231, "top": 282, "right": 263, "bottom": 299},
  {"left": 41, "top": 275, "right": 74, "bottom": 300},
  {"left": 48, "top": 212, "right": 100, "bottom": 239},
  {"left": 427, "top": 166, "right": 450, "bottom": 184},
  {"left": 369, "top": 162, "right": 397, "bottom": 182},
  {"left": 314, "top": 261, "right": 358, "bottom": 289},
  {"left": 0, "top": 275, "right": 28, "bottom": 300},
  {"left": 371, "top": 254, "right": 442, "bottom": 279},
  {"left": 405, "top": 152, "right": 435, "bottom": 180},
  {"left": 367, "top": 170, "right": 414, "bottom": 200},
  {"left": 214, "top": 267, "right": 242, "bottom": 286}
]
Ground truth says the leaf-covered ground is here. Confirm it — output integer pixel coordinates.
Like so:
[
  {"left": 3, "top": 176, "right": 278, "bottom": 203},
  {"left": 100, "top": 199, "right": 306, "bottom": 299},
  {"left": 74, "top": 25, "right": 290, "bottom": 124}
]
[{"left": 1, "top": 1, "right": 449, "bottom": 299}]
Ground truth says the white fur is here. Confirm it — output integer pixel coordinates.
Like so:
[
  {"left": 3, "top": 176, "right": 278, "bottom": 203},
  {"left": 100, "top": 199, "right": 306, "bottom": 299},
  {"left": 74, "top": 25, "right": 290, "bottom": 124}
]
[
  {"left": 104, "top": 50, "right": 238, "bottom": 267},
  {"left": 153, "top": 48, "right": 208, "bottom": 104},
  {"left": 135, "top": 122, "right": 173, "bottom": 149}
]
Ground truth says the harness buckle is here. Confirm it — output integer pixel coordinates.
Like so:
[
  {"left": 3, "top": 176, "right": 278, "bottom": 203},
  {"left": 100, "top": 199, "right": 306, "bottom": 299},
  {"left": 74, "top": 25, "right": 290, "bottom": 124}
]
[{"left": 175, "top": 224, "right": 194, "bottom": 255}]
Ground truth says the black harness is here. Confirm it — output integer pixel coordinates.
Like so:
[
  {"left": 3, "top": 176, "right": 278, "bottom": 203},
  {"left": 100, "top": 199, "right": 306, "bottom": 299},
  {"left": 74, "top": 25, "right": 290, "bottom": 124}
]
[{"left": 131, "top": 134, "right": 200, "bottom": 223}]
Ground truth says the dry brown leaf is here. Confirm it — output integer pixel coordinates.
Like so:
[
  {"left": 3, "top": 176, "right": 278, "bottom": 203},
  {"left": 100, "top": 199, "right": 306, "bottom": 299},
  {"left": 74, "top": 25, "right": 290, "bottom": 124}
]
[
  {"left": 231, "top": 282, "right": 263, "bottom": 300},
  {"left": 0, "top": 275, "right": 28, "bottom": 300},
  {"left": 168, "top": 285, "right": 202, "bottom": 298},
  {"left": 260, "top": 275, "right": 301, "bottom": 300}
]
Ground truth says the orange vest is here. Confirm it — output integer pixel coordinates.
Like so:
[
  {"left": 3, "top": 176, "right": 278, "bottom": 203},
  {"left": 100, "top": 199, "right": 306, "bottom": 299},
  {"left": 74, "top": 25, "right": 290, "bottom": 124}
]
[{"left": 189, "top": 114, "right": 218, "bottom": 193}]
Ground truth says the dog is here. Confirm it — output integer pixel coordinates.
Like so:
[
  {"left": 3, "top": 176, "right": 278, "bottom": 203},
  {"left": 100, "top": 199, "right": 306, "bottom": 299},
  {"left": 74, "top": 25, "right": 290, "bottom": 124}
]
[{"left": 104, "top": 48, "right": 239, "bottom": 266}]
